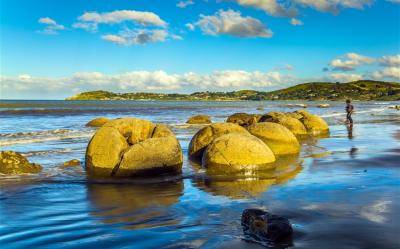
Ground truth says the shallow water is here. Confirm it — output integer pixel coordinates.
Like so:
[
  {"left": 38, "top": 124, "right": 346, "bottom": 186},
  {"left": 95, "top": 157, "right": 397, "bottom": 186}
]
[{"left": 0, "top": 100, "right": 399, "bottom": 249}]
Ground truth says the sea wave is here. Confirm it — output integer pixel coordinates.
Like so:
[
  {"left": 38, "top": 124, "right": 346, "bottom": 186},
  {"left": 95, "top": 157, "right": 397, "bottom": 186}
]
[
  {"left": 0, "top": 130, "right": 94, "bottom": 146},
  {"left": 0, "top": 129, "right": 71, "bottom": 138},
  {"left": 21, "top": 148, "right": 74, "bottom": 156}
]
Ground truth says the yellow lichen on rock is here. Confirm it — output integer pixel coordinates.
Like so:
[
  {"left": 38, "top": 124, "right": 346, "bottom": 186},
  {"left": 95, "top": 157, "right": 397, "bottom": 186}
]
[{"left": 248, "top": 122, "right": 300, "bottom": 155}]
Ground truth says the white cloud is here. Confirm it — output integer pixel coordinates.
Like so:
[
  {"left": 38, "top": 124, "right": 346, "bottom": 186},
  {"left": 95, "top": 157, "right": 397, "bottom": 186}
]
[
  {"left": 72, "top": 22, "right": 98, "bottom": 32},
  {"left": 329, "top": 73, "right": 363, "bottom": 82},
  {"left": 371, "top": 67, "right": 400, "bottom": 80},
  {"left": 329, "top": 52, "right": 375, "bottom": 71},
  {"left": 293, "top": 0, "right": 373, "bottom": 14},
  {"left": 38, "top": 17, "right": 65, "bottom": 35},
  {"left": 102, "top": 29, "right": 172, "bottom": 46},
  {"left": 185, "top": 23, "right": 195, "bottom": 30},
  {"left": 290, "top": 18, "right": 303, "bottom": 25},
  {"left": 379, "top": 55, "right": 400, "bottom": 67},
  {"left": 102, "top": 35, "right": 128, "bottom": 45},
  {"left": 1, "top": 70, "right": 294, "bottom": 98},
  {"left": 73, "top": 10, "right": 167, "bottom": 32},
  {"left": 236, "top": 0, "right": 298, "bottom": 17},
  {"left": 177, "top": 0, "right": 194, "bottom": 8},
  {"left": 193, "top": 9, "right": 273, "bottom": 38}
]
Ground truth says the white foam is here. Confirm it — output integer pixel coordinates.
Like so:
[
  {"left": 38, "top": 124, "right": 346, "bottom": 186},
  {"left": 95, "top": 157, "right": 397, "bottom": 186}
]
[{"left": 0, "top": 131, "right": 94, "bottom": 146}]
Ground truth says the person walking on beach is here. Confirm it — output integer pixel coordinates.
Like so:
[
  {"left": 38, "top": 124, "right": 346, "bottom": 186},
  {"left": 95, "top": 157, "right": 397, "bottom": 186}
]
[{"left": 345, "top": 99, "right": 354, "bottom": 126}]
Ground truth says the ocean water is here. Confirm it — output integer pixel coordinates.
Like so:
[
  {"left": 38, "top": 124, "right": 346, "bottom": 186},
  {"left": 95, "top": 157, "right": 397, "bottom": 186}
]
[{"left": 0, "top": 100, "right": 399, "bottom": 249}]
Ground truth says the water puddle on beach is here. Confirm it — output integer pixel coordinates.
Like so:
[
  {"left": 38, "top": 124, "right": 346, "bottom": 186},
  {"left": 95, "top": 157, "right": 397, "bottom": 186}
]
[{"left": 1, "top": 100, "right": 400, "bottom": 249}]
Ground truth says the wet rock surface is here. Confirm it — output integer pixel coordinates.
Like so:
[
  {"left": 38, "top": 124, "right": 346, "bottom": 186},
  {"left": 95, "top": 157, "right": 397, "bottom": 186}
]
[
  {"left": 0, "top": 151, "right": 42, "bottom": 174},
  {"left": 241, "top": 208, "right": 293, "bottom": 243}
]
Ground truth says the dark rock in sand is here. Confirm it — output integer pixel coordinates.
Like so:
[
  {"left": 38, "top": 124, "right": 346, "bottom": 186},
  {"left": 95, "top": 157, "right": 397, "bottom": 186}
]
[
  {"left": 186, "top": 115, "right": 212, "bottom": 124},
  {"left": 0, "top": 151, "right": 42, "bottom": 175},
  {"left": 63, "top": 159, "right": 81, "bottom": 167},
  {"left": 241, "top": 208, "right": 293, "bottom": 243},
  {"left": 226, "top": 113, "right": 261, "bottom": 127}
]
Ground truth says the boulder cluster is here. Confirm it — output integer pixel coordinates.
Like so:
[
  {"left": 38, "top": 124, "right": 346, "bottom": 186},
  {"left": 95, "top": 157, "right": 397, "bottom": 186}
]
[
  {"left": 188, "top": 110, "right": 329, "bottom": 173},
  {"left": 85, "top": 118, "right": 183, "bottom": 177}
]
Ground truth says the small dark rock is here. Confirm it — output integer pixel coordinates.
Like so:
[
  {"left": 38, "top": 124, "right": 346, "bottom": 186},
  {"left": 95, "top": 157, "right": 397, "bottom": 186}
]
[
  {"left": 0, "top": 151, "right": 42, "bottom": 175},
  {"left": 241, "top": 208, "right": 293, "bottom": 243}
]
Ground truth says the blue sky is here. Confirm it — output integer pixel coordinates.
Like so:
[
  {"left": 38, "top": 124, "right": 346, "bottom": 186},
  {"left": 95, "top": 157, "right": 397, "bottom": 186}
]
[{"left": 1, "top": 0, "right": 399, "bottom": 99}]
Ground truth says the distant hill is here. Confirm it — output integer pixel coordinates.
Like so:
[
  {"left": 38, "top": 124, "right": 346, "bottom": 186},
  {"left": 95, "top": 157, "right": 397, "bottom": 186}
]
[{"left": 66, "top": 80, "right": 400, "bottom": 101}]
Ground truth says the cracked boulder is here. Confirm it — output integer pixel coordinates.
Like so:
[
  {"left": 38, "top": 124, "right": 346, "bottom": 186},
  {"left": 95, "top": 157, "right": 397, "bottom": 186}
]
[
  {"left": 85, "top": 118, "right": 183, "bottom": 177},
  {"left": 188, "top": 122, "right": 250, "bottom": 160},
  {"left": 202, "top": 133, "right": 276, "bottom": 171}
]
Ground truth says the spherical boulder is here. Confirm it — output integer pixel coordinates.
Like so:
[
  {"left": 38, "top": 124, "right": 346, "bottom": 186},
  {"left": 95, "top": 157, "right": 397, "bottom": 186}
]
[
  {"left": 202, "top": 133, "right": 276, "bottom": 171},
  {"left": 186, "top": 115, "right": 211, "bottom": 124},
  {"left": 226, "top": 113, "right": 261, "bottom": 127},
  {"left": 188, "top": 123, "right": 250, "bottom": 159},
  {"left": 0, "top": 151, "right": 42, "bottom": 174},
  {"left": 294, "top": 110, "right": 329, "bottom": 135},
  {"left": 248, "top": 122, "right": 300, "bottom": 155},
  {"left": 86, "top": 117, "right": 110, "bottom": 127},
  {"left": 116, "top": 136, "right": 183, "bottom": 177},
  {"left": 260, "top": 113, "right": 307, "bottom": 136},
  {"left": 85, "top": 118, "right": 183, "bottom": 177}
]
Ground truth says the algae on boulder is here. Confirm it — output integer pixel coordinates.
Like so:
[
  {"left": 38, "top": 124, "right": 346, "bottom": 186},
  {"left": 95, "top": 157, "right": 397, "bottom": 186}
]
[
  {"left": 248, "top": 122, "right": 300, "bottom": 155},
  {"left": 0, "top": 151, "right": 42, "bottom": 175},
  {"left": 202, "top": 133, "right": 276, "bottom": 172},
  {"left": 186, "top": 115, "right": 211, "bottom": 124},
  {"left": 226, "top": 113, "right": 261, "bottom": 127},
  {"left": 188, "top": 122, "right": 250, "bottom": 159},
  {"left": 86, "top": 117, "right": 110, "bottom": 127}
]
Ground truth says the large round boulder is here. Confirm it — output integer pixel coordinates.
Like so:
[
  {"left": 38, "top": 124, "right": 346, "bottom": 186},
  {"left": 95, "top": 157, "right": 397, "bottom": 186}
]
[
  {"left": 0, "top": 151, "right": 42, "bottom": 174},
  {"left": 259, "top": 112, "right": 307, "bottom": 136},
  {"left": 86, "top": 117, "right": 110, "bottom": 127},
  {"left": 188, "top": 123, "right": 250, "bottom": 159},
  {"left": 226, "top": 113, "right": 261, "bottom": 127},
  {"left": 202, "top": 133, "right": 276, "bottom": 172},
  {"left": 116, "top": 136, "right": 183, "bottom": 177},
  {"left": 86, "top": 126, "right": 129, "bottom": 176},
  {"left": 186, "top": 115, "right": 211, "bottom": 124},
  {"left": 293, "top": 110, "right": 329, "bottom": 135},
  {"left": 248, "top": 122, "right": 300, "bottom": 155},
  {"left": 86, "top": 118, "right": 183, "bottom": 177}
]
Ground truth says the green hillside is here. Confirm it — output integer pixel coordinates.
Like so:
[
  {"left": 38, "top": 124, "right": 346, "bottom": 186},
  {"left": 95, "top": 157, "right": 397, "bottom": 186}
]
[{"left": 66, "top": 80, "right": 400, "bottom": 101}]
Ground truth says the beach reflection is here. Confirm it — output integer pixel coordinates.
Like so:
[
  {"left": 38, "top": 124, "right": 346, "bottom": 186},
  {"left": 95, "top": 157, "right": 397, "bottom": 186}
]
[
  {"left": 194, "top": 155, "right": 302, "bottom": 199},
  {"left": 87, "top": 181, "right": 183, "bottom": 229}
]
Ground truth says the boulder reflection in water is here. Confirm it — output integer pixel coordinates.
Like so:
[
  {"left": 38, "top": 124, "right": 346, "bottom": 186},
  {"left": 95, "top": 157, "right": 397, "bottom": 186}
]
[{"left": 87, "top": 181, "right": 183, "bottom": 230}]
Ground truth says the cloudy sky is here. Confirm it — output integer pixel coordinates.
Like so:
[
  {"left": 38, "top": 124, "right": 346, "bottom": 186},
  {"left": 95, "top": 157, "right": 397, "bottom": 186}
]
[{"left": 1, "top": 0, "right": 399, "bottom": 99}]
